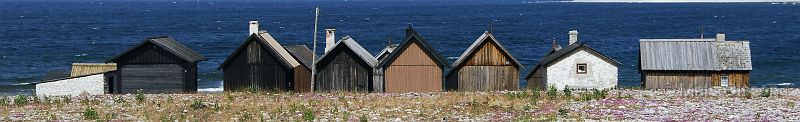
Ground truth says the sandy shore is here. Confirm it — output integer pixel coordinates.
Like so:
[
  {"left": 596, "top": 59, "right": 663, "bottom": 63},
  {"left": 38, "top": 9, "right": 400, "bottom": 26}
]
[{"left": 0, "top": 88, "right": 798, "bottom": 121}]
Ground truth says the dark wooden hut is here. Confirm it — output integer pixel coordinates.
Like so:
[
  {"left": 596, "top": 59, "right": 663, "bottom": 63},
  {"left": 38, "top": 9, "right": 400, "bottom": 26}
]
[
  {"left": 107, "top": 36, "right": 207, "bottom": 94},
  {"left": 445, "top": 31, "right": 523, "bottom": 91},
  {"left": 639, "top": 33, "right": 752, "bottom": 89},
  {"left": 218, "top": 32, "right": 312, "bottom": 92},
  {"left": 283, "top": 45, "right": 314, "bottom": 92},
  {"left": 377, "top": 27, "right": 449, "bottom": 93},
  {"left": 315, "top": 36, "right": 380, "bottom": 92}
]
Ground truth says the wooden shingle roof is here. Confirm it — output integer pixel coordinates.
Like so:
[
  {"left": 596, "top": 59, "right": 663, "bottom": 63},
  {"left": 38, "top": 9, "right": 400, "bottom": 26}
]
[
  {"left": 108, "top": 36, "right": 207, "bottom": 63},
  {"left": 639, "top": 39, "right": 752, "bottom": 71}
]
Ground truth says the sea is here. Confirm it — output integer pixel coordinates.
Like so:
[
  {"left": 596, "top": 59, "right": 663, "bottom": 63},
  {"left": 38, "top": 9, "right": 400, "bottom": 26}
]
[{"left": 1, "top": 0, "right": 799, "bottom": 95}]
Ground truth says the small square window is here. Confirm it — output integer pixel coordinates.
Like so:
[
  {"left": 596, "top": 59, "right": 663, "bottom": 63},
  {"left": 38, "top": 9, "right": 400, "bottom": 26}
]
[{"left": 576, "top": 64, "right": 587, "bottom": 74}]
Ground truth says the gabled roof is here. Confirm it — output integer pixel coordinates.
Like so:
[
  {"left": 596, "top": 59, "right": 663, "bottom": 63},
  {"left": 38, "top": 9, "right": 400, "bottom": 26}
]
[
  {"left": 316, "top": 36, "right": 379, "bottom": 68},
  {"left": 449, "top": 31, "right": 523, "bottom": 68},
  {"left": 639, "top": 39, "right": 752, "bottom": 71},
  {"left": 218, "top": 32, "right": 301, "bottom": 69},
  {"left": 375, "top": 44, "right": 399, "bottom": 61},
  {"left": 108, "top": 36, "right": 207, "bottom": 63},
  {"left": 284, "top": 45, "right": 314, "bottom": 69},
  {"left": 377, "top": 28, "right": 449, "bottom": 68},
  {"left": 525, "top": 42, "right": 621, "bottom": 79}
]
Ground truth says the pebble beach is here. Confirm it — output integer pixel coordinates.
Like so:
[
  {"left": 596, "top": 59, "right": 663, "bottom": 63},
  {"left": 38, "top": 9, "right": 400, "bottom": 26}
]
[{"left": 1, "top": 88, "right": 798, "bottom": 121}]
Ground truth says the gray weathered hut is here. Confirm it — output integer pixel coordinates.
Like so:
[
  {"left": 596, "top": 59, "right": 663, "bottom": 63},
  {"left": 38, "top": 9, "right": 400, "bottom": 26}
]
[
  {"left": 640, "top": 33, "right": 752, "bottom": 89},
  {"left": 377, "top": 27, "right": 449, "bottom": 93},
  {"left": 375, "top": 44, "right": 399, "bottom": 61},
  {"left": 218, "top": 29, "right": 312, "bottom": 92},
  {"left": 445, "top": 31, "right": 523, "bottom": 91},
  {"left": 315, "top": 36, "right": 380, "bottom": 92},
  {"left": 107, "top": 36, "right": 207, "bottom": 94}
]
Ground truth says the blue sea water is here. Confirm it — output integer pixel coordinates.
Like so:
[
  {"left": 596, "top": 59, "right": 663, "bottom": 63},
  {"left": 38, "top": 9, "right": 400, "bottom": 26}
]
[{"left": 1, "top": 0, "right": 799, "bottom": 94}]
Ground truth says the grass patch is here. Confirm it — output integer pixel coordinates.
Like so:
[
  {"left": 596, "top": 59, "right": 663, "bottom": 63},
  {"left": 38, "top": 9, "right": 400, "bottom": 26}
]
[
  {"left": 135, "top": 89, "right": 145, "bottom": 103},
  {"left": 83, "top": 108, "right": 99, "bottom": 120},
  {"left": 14, "top": 95, "right": 28, "bottom": 106}
]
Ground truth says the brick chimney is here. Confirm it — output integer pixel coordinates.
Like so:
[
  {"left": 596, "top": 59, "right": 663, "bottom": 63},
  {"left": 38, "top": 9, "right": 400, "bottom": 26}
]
[
  {"left": 325, "top": 27, "right": 336, "bottom": 53},
  {"left": 716, "top": 33, "right": 725, "bottom": 42},
  {"left": 249, "top": 21, "right": 259, "bottom": 35},
  {"left": 569, "top": 30, "right": 579, "bottom": 45}
]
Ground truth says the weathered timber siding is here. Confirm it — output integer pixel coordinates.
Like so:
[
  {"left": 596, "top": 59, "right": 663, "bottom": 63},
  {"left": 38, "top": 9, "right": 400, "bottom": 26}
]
[
  {"left": 119, "top": 64, "right": 185, "bottom": 93},
  {"left": 453, "top": 66, "right": 518, "bottom": 91},
  {"left": 292, "top": 66, "right": 312, "bottom": 92},
  {"left": 384, "top": 42, "right": 442, "bottom": 92},
  {"left": 449, "top": 41, "right": 519, "bottom": 91},
  {"left": 113, "top": 42, "right": 197, "bottom": 94},
  {"left": 642, "top": 71, "right": 713, "bottom": 89},
  {"left": 527, "top": 68, "right": 546, "bottom": 90},
  {"left": 712, "top": 71, "right": 750, "bottom": 88},
  {"left": 222, "top": 40, "right": 291, "bottom": 91},
  {"left": 316, "top": 49, "right": 373, "bottom": 92}
]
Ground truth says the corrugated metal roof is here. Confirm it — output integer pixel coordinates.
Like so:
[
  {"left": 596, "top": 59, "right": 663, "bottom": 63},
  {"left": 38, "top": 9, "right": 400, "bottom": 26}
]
[
  {"left": 525, "top": 42, "right": 621, "bottom": 79},
  {"left": 284, "top": 45, "right": 314, "bottom": 69},
  {"left": 639, "top": 39, "right": 752, "bottom": 71},
  {"left": 108, "top": 36, "right": 207, "bottom": 62},
  {"left": 70, "top": 63, "right": 116, "bottom": 77},
  {"left": 316, "top": 36, "right": 379, "bottom": 67}
]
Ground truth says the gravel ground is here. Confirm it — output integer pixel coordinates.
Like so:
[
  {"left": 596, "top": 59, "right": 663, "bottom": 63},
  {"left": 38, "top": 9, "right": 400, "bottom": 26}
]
[{"left": 0, "top": 88, "right": 797, "bottom": 121}]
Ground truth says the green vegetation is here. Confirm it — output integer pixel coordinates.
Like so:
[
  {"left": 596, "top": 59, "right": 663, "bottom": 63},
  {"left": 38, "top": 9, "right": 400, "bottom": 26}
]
[
  {"left": 563, "top": 87, "right": 573, "bottom": 100},
  {"left": 83, "top": 108, "right": 99, "bottom": 120},
  {"left": 14, "top": 95, "right": 28, "bottom": 106},
  {"left": 135, "top": 89, "right": 145, "bottom": 103},
  {"left": 547, "top": 86, "right": 558, "bottom": 100},
  {"left": 0, "top": 96, "right": 8, "bottom": 106},
  {"left": 760, "top": 88, "right": 771, "bottom": 98},
  {"left": 190, "top": 100, "right": 206, "bottom": 110}
]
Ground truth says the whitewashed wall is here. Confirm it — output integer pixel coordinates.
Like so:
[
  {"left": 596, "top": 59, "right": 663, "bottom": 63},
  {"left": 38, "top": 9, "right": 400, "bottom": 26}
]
[
  {"left": 545, "top": 49, "right": 617, "bottom": 90},
  {"left": 35, "top": 74, "right": 105, "bottom": 96}
]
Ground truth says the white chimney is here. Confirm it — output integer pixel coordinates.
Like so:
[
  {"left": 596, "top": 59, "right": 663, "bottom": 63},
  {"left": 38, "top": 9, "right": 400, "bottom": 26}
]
[
  {"left": 249, "top": 21, "right": 259, "bottom": 35},
  {"left": 568, "top": 30, "right": 579, "bottom": 45},
  {"left": 716, "top": 33, "right": 725, "bottom": 42},
  {"left": 325, "top": 28, "right": 336, "bottom": 52}
]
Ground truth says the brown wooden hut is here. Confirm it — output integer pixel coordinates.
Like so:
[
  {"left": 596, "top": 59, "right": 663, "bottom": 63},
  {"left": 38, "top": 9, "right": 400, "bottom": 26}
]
[
  {"left": 445, "top": 31, "right": 523, "bottom": 91},
  {"left": 218, "top": 32, "right": 312, "bottom": 92},
  {"left": 315, "top": 36, "right": 380, "bottom": 92},
  {"left": 639, "top": 33, "right": 752, "bottom": 89},
  {"left": 107, "top": 36, "right": 207, "bottom": 94},
  {"left": 283, "top": 45, "right": 314, "bottom": 92},
  {"left": 377, "top": 27, "right": 449, "bottom": 93}
]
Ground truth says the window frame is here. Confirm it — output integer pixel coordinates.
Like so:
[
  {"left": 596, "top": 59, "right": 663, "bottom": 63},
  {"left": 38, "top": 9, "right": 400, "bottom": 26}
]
[{"left": 576, "top": 63, "right": 588, "bottom": 74}]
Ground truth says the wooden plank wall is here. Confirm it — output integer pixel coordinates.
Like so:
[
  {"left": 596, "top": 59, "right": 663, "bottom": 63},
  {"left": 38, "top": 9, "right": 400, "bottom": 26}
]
[
  {"left": 292, "top": 66, "right": 312, "bottom": 92},
  {"left": 315, "top": 50, "right": 373, "bottom": 92},
  {"left": 712, "top": 71, "right": 750, "bottom": 88},
  {"left": 119, "top": 64, "right": 184, "bottom": 93},
  {"left": 223, "top": 48, "right": 250, "bottom": 91},
  {"left": 223, "top": 41, "right": 291, "bottom": 92},
  {"left": 642, "top": 71, "right": 713, "bottom": 89},
  {"left": 452, "top": 41, "right": 519, "bottom": 91},
  {"left": 526, "top": 68, "right": 546, "bottom": 90},
  {"left": 384, "top": 42, "right": 442, "bottom": 92},
  {"left": 114, "top": 42, "right": 199, "bottom": 94}
]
